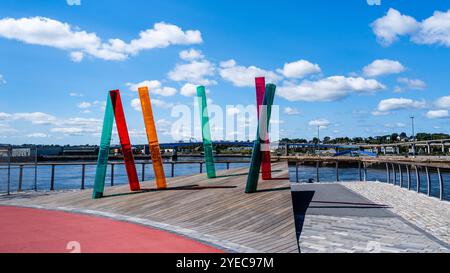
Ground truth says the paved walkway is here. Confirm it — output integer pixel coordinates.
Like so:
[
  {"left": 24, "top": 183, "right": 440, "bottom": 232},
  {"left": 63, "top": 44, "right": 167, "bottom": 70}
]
[
  {"left": 342, "top": 181, "right": 450, "bottom": 245},
  {"left": 291, "top": 183, "right": 449, "bottom": 253},
  {"left": 0, "top": 206, "right": 223, "bottom": 253},
  {"left": 0, "top": 163, "right": 297, "bottom": 253}
]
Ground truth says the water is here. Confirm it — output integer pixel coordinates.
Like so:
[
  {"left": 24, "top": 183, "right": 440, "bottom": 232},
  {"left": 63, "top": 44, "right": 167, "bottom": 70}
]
[
  {"left": 1, "top": 159, "right": 449, "bottom": 202},
  {"left": 288, "top": 163, "right": 450, "bottom": 201},
  {"left": 0, "top": 158, "right": 250, "bottom": 193}
]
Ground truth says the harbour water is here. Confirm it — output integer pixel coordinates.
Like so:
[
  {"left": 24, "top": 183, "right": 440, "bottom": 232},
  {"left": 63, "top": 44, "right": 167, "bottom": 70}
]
[{"left": 1, "top": 159, "right": 449, "bottom": 201}]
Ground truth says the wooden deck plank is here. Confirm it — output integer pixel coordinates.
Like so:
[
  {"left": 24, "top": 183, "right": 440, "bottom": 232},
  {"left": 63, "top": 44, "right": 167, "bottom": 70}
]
[{"left": 0, "top": 162, "right": 297, "bottom": 253}]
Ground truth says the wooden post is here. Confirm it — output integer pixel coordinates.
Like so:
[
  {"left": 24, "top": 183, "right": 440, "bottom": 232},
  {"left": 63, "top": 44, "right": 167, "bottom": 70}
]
[
  {"left": 295, "top": 162, "right": 299, "bottom": 183},
  {"left": 200, "top": 162, "right": 203, "bottom": 174},
  {"left": 110, "top": 163, "right": 115, "bottom": 187},
  {"left": 141, "top": 163, "right": 145, "bottom": 182},
  {"left": 81, "top": 164, "right": 85, "bottom": 190},
  {"left": 336, "top": 161, "right": 339, "bottom": 182},
  {"left": 415, "top": 166, "right": 421, "bottom": 193},
  {"left": 226, "top": 162, "right": 230, "bottom": 170},
  {"left": 50, "top": 164, "right": 55, "bottom": 191},
  {"left": 316, "top": 161, "right": 320, "bottom": 183},
  {"left": 437, "top": 168, "right": 444, "bottom": 200},
  {"left": 18, "top": 165, "right": 23, "bottom": 192},
  {"left": 398, "top": 164, "right": 403, "bottom": 188},
  {"left": 171, "top": 162, "right": 175, "bottom": 177},
  {"left": 425, "top": 167, "right": 431, "bottom": 196}
]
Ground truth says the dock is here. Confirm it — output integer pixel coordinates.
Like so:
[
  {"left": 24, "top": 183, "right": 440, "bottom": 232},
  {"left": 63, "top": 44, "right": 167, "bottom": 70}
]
[
  {"left": 0, "top": 163, "right": 297, "bottom": 253},
  {"left": 0, "top": 162, "right": 449, "bottom": 253}
]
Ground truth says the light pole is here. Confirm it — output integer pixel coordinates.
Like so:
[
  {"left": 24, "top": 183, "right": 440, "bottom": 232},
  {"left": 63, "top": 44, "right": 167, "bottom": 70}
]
[
  {"left": 410, "top": 116, "right": 415, "bottom": 156},
  {"left": 317, "top": 125, "right": 320, "bottom": 145}
]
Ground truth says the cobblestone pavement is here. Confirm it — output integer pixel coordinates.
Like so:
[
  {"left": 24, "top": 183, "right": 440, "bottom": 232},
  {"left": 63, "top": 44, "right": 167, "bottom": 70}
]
[
  {"left": 341, "top": 181, "right": 450, "bottom": 245},
  {"left": 300, "top": 215, "right": 448, "bottom": 253},
  {"left": 291, "top": 183, "right": 450, "bottom": 253}
]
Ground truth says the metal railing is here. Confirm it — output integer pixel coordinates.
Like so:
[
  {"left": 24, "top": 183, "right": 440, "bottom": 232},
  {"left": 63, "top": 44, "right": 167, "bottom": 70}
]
[
  {"left": 0, "top": 160, "right": 251, "bottom": 195},
  {"left": 290, "top": 159, "right": 449, "bottom": 201}
]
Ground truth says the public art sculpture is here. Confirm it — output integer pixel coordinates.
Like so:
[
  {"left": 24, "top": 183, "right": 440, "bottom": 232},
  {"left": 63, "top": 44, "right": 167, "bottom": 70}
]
[
  {"left": 93, "top": 90, "right": 140, "bottom": 199},
  {"left": 255, "top": 77, "right": 272, "bottom": 180},
  {"left": 93, "top": 87, "right": 167, "bottom": 198},
  {"left": 197, "top": 86, "right": 216, "bottom": 178},
  {"left": 138, "top": 86, "right": 167, "bottom": 189},
  {"left": 246, "top": 83, "right": 276, "bottom": 193}
]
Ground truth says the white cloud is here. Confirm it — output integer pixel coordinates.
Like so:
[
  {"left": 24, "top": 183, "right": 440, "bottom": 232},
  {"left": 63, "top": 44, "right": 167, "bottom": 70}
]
[
  {"left": 0, "top": 17, "right": 202, "bottom": 61},
  {"left": 12, "top": 112, "right": 57, "bottom": 125},
  {"left": 371, "top": 8, "right": 420, "bottom": 46},
  {"left": 152, "top": 98, "right": 174, "bottom": 108},
  {"left": 69, "top": 92, "right": 83, "bottom": 97},
  {"left": 26, "top": 133, "right": 49, "bottom": 138},
  {"left": 168, "top": 59, "right": 215, "bottom": 85},
  {"left": 77, "top": 101, "right": 92, "bottom": 109},
  {"left": 363, "top": 59, "right": 405, "bottom": 77},
  {"left": 277, "top": 76, "right": 385, "bottom": 102},
  {"left": 0, "top": 112, "right": 12, "bottom": 120},
  {"left": 277, "top": 60, "right": 321, "bottom": 78},
  {"left": 371, "top": 8, "right": 450, "bottom": 48},
  {"left": 226, "top": 107, "right": 241, "bottom": 116},
  {"left": 131, "top": 98, "right": 141, "bottom": 112},
  {"left": 396, "top": 77, "right": 426, "bottom": 92},
  {"left": 219, "top": 59, "right": 282, "bottom": 87},
  {"left": 70, "top": 51, "right": 84, "bottom": 62},
  {"left": 180, "top": 83, "right": 198, "bottom": 97},
  {"left": 384, "top": 122, "right": 407, "bottom": 128},
  {"left": 426, "top": 109, "right": 449, "bottom": 119},
  {"left": 126, "top": 80, "right": 177, "bottom": 96},
  {"left": 436, "top": 95, "right": 450, "bottom": 109},
  {"left": 179, "top": 48, "right": 204, "bottom": 61},
  {"left": 376, "top": 98, "right": 426, "bottom": 113},
  {"left": 0, "top": 74, "right": 5, "bottom": 84},
  {"left": 283, "top": 107, "right": 301, "bottom": 115},
  {"left": 156, "top": 119, "right": 172, "bottom": 127},
  {"left": 309, "top": 119, "right": 330, "bottom": 128}
]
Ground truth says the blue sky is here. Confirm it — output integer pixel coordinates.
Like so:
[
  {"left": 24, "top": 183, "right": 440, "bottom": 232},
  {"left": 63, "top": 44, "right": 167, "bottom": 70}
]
[{"left": 0, "top": 0, "right": 450, "bottom": 145}]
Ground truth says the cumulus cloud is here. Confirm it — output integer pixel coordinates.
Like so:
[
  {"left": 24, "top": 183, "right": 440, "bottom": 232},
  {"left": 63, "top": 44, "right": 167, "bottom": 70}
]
[
  {"left": 277, "top": 76, "right": 385, "bottom": 102},
  {"left": 180, "top": 83, "right": 199, "bottom": 97},
  {"left": 396, "top": 77, "right": 426, "bottom": 92},
  {"left": 385, "top": 122, "right": 407, "bottom": 128},
  {"left": 126, "top": 80, "right": 177, "bottom": 96},
  {"left": 131, "top": 98, "right": 141, "bottom": 112},
  {"left": 26, "top": 133, "right": 49, "bottom": 138},
  {"left": 168, "top": 59, "right": 215, "bottom": 85},
  {"left": 277, "top": 60, "right": 321, "bottom": 79},
  {"left": 179, "top": 48, "right": 204, "bottom": 61},
  {"left": 363, "top": 59, "right": 405, "bottom": 77},
  {"left": 371, "top": 8, "right": 420, "bottom": 46},
  {"left": 309, "top": 119, "right": 330, "bottom": 128},
  {"left": 0, "top": 17, "right": 202, "bottom": 61},
  {"left": 219, "top": 59, "right": 282, "bottom": 87},
  {"left": 376, "top": 98, "right": 426, "bottom": 113},
  {"left": 283, "top": 107, "right": 301, "bottom": 115},
  {"left": 0, "top": 74, "right": 5, "bottom": 84},
  {"left": 371, "top": 8, "right": 450, "bottom": 48},
  {"left": 426, "top": 110, "right": 449, "bottom": 119},
  {"left": 77, "top": 102, "right": 92, "bottom": 109},
  {"left": 12, "top": 112, "right": 57, "bottom": 125},
  {"left": 435, "top": 95, "right": 450, "bottom": 109}
]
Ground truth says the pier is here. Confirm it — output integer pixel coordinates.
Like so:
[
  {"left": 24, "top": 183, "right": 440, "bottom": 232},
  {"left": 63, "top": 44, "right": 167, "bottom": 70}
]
[{"left": 0, "top": 161, "right": 449, "bottom": 253}]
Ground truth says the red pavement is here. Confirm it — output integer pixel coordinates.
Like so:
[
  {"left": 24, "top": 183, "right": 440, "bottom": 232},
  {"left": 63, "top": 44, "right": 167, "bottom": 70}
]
[{"left": 0, "top": 206, "right": 223, "bottom": 253}]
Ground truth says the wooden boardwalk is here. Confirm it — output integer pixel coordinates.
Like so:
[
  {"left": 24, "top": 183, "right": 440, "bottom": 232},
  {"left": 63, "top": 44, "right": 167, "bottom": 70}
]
[{"left": 0, "top": 162, "right": 298, "bottom": 253}]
